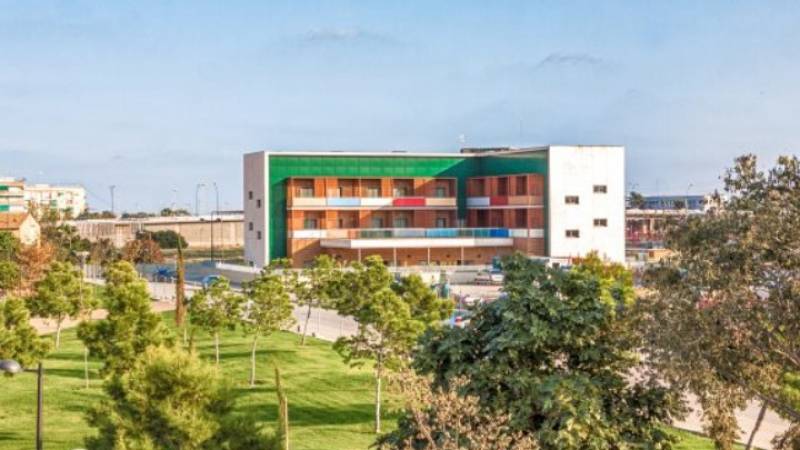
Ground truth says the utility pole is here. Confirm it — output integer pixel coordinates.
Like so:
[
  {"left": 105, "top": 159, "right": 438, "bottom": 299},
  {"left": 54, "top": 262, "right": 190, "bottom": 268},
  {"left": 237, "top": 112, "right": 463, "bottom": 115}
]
[{"left": 109, "top": 185, "right": 116, "bottom": 216}]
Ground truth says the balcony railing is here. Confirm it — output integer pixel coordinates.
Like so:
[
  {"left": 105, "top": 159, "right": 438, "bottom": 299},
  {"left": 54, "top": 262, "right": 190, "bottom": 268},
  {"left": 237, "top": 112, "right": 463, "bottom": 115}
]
[
  {"left": 289, "top": 196, "right": 457, "bottom": 208},
  {"left": 291, "top": 227, "right": 546, "bottom": 240}
]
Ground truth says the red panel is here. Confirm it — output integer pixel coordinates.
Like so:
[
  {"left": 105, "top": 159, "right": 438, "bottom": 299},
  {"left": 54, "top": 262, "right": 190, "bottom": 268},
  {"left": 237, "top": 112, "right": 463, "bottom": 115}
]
[
  {"left": 490, "top": 196, "right": 508, "bottom": 206},
  {"left": 393, "top": 197, "right": 425, "bottom": 207}
]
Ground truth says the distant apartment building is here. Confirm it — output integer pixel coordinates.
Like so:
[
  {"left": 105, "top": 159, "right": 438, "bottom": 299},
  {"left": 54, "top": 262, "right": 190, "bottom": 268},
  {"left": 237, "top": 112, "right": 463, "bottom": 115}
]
[
  {"left": 0, "top": 179, "right": 27, "bottom": 213},
  {"left": 634, "top": 194, "right": 718, "bottom": 212},
  {"left": 25, "top": 184, "right": 88, "bottom": 217},
  {"left": 243, "top": 146, "right": 625, "bottom": 268}
]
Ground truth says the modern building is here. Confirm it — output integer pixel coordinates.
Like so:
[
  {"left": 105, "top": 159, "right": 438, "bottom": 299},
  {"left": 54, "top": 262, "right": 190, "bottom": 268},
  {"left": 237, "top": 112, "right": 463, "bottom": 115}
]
[
  {"left": 24, "top": 184, "right": 88, "bottom": 217},
  {"left": 0, "top": 212, "right": 41, "bottom": 245},
  {"left": 243, "top": 146, "right": 625, "bottom": 268},
  {"left": 0, "top": 178, "right": 27, "bottom": 213}
]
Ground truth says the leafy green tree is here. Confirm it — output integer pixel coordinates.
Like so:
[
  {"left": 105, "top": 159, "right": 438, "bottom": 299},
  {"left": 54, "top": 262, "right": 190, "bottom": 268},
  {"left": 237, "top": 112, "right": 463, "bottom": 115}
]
[
  {"left": 642, "top": 155, "right": 800, "bottom": 449},
  {"left": 333, "top": 256, "right": 452, "bottom": 433},
  {"left": 137, "top": 230, "right": 188, "bottom": 250},
  {"left": 27, "top": 261, "right": 84, "bottom": 348},
  {"left": 242, "top": 268, "right": 295, "bottom": 387},
  {"left": 78, "top": 261, "right": 173, "bottom": 375},
  {"left": 41, "top": 223, "right": 92, "bottom": 263},
  {"left": 0, "top": 260, "right": 21, "bottom": 296},
  {"left": 85, "top": 345, "right": 276, "bottom": 450},
  {"left": 295, "top": 255, "right": 340, "bottom": 345},
  {"left": 189, "top": 277, "right": 243, "bottom": 366},
  {"left": 628, "top": 191, "right": 646, "bottom": 209},
  {"left": 413, "top": 253, "right": 683, "bottom": 449},
  {"left": 0, "top": 297, "right": 51, "bottom": 368},
  {"left": 0, "top": 231, "right": 20, "bottom": 261}
]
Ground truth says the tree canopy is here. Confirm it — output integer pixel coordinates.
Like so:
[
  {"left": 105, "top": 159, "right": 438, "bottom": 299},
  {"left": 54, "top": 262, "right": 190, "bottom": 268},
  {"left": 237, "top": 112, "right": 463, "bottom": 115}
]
[
  {"left": 0, "top": 296, "right": 51, "bottom": 368},
  {"left": 28, "top": 261, "right": 89, "bottom": 349},
  {"left": 85, "top": 345, "right": 275, "bottom": 450},
  {"left": 412, "top": 253, "right": 682, "bottom": 449},
  {"left": 642, "top": 154, "right": 800, "bottom": 449},
  {"left": 78, "top": 261, "right": 172, "bottom": 375},
  {"left": 333, "top": 256, "right": 452, "bottom": 433}
]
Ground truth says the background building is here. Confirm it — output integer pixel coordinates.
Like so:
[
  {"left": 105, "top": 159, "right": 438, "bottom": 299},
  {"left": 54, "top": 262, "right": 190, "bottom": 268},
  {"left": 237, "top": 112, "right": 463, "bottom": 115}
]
[
  {"left": 0, "top": 212, "right": 41, "bottom": 245},
  {"left": 24, "top": 184, "right": 88, "bottom": 217},
  {"left": 68, "top": 214, "right": 244, "bottom": 249},
  {"left": 244, "top": 146, "right": 625, "bottom": 268},
  {"left": 0, "top": 178, "right": 27, "bottom": 213}
]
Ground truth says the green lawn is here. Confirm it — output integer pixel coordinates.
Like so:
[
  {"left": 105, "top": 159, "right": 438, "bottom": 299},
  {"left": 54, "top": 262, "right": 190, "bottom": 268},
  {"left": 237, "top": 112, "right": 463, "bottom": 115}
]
[{"left": 0, "top": 311, "right": 731, "bottom": 450}]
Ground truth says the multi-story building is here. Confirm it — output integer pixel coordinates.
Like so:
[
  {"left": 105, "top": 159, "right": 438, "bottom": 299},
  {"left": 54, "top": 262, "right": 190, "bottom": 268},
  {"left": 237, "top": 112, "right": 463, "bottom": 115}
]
[
  {"left": 243, "top": 146, "right": 625, "bottom": 268},
  {"left": 0, "top": 178, "right": 27, "bottom": 213},
  {"left": 24, "top": 184, "right": 88, "bottom": 217}
]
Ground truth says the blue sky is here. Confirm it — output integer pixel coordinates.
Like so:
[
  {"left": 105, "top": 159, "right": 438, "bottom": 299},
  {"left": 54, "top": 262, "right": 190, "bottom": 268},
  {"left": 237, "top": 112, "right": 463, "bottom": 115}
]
[{"left": 2, "top": 1, "right": 799, "bottom": 212}]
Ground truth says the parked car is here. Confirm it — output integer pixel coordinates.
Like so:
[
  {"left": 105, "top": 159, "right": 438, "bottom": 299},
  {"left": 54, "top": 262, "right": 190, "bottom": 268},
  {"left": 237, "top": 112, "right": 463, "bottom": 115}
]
[
  {"left": 201, "top": 275, "right": 222, "bottom": 289},
  {"left": 448, "top": 309, "right": 474, "bottom": 328},
  {"left": 475, "top": 269, "right": 504, "bottom": 285}
]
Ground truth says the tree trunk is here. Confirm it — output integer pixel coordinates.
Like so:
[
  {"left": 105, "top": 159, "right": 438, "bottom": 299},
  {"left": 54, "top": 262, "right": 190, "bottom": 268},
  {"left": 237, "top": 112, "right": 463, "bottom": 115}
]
[
  {"left": 250, "top": 336, "right": 259, "bottom": 387},
  {"left": 84, "top": 346, "right": 90, "bottom": 389},
  {"left": 374, "top": 361, "right": 382, "bottom": 434},
  {"left": 301, "top": 304, "right": 312, "bottom": 345},
  {"left": 745, "top": 402, "right": 768, "bottom": 450},
  {"left": 55, "top": 319, "right": 63, "bottom": 349},
  {"left": 214, "top": 332, "right": 220, "bottom": 366},
  {"left": 183, "top": 325, "right": 188, "bottom": 347}
]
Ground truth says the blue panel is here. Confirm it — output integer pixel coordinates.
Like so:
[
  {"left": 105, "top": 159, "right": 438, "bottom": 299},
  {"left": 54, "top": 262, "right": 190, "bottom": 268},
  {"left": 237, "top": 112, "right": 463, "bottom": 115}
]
[{"left": 327, "top": 197, "right": 360, "bottom": 207}]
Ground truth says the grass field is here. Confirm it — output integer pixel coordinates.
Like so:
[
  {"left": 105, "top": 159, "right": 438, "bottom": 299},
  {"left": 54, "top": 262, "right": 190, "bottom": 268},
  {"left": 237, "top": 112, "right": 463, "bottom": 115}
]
[{"left": 0, "top": 311, "right": 732, "bottom": 450}]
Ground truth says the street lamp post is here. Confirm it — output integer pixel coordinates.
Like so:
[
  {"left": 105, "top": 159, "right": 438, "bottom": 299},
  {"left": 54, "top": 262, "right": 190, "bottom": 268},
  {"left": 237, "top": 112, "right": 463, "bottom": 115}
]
[
  {"left": 0, "top": 359, "right": 44, "bottom": 450},
  {"left": 211, "top": 182, "right": 220, "bottom": 263},
  {"left": 195, "top": 183, "right": 206, "bottom": 216}
]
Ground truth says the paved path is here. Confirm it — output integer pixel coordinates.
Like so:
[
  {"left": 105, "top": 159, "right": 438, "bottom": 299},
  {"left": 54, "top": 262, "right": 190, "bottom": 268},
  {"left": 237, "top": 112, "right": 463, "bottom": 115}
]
[{"left": 34, "top": 277, "right": 787, "bottom": 449}]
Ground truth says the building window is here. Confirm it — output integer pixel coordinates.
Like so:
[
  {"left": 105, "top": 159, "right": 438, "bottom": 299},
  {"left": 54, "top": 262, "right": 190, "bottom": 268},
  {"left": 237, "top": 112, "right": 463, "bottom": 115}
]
[
  {"left": 248, "top": 191, "right": 253, "bottom": 200},
  {"left": 514, "top": 209, "right": 527, "bottom": 228},
  {"left": 516, "top": 176, "right": 527, "bottom": 195},
  {"left": 593, "top": 185, "right": 607, "bottom": 194},
  {"left": 248, "top": 222, "right": 253, "bottom": 231},
  {"left": 434, "top": 186, "right": 447, "bottom": 198},
  {"left": 565, "top": 196, "right": 579, "bottom": 205},
  {"left": 365, "top": 187, "right": 380, "bottom": 198},
  {"left": 394, "top": 217, "right": 409, "bottom": 228},
  {"left": 594, "top": 218, "right": 608, "bottom": 227},
  {"left": 256, "top": 199, "right": 261, "bottom": 208},
  {"left": 565, "top": 229, "right": 580, "bottom": 238},
  {"left": 435, "top": 217, "right": 448, "bottom": 228},
  {"left": 297, "top": 187, "right": 314, "bottom": 198},
  {"left": 257, "top": 231, "right": 262, "bottom": 240},
  {"left": 371, "top": 217, "right": 384, "bottom": 228},
  {"left": 303, "top": 219, "right": 318, "bottom": 229}
]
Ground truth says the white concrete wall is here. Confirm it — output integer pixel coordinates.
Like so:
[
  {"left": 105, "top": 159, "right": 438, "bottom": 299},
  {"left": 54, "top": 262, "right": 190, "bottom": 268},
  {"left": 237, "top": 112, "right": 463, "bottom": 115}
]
[
  {"left": 243, "top": 152, "right": 268, "bottom": 267},
  {"left": 547, "top": 145, "right": 625, "bottom": 263}
]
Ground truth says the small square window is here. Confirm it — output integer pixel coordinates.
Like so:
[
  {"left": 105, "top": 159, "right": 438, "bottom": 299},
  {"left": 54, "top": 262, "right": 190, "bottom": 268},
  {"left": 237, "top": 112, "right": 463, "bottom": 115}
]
[
  {"left": 248, "top": 191, "right": 253, "bottom": 200},
  {"left": 257, "top": 231, "right": 262, "bottom": 240},
  {"left": 565, "top": 229, "right": 580, "bottom": 238},
  {"left": 565, "top": 196, "right": 580, "bottom": 205},
  {"left": 593, "top": 218, "right": 608, "bottom": 227},
  {"left": 256, "top": 199, "right": 261, "bottom": 208},
  {"left": 435, "top": 186, "right": 447, "bottom": 198},
  {"left": 248, "top": 222, "right": 253, "bottom": 231},
  {"left": 593, "top": 185, "right": 607, "bottom": 194},
  {"left": 303, "top": 219, "right": 318, "bottom": 229}
]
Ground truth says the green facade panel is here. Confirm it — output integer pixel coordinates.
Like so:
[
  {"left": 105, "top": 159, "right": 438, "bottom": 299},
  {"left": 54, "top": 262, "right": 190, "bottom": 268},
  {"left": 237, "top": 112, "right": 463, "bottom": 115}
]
[{"left": 267, "top": 152, "right": 549, "bottom": 259}]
